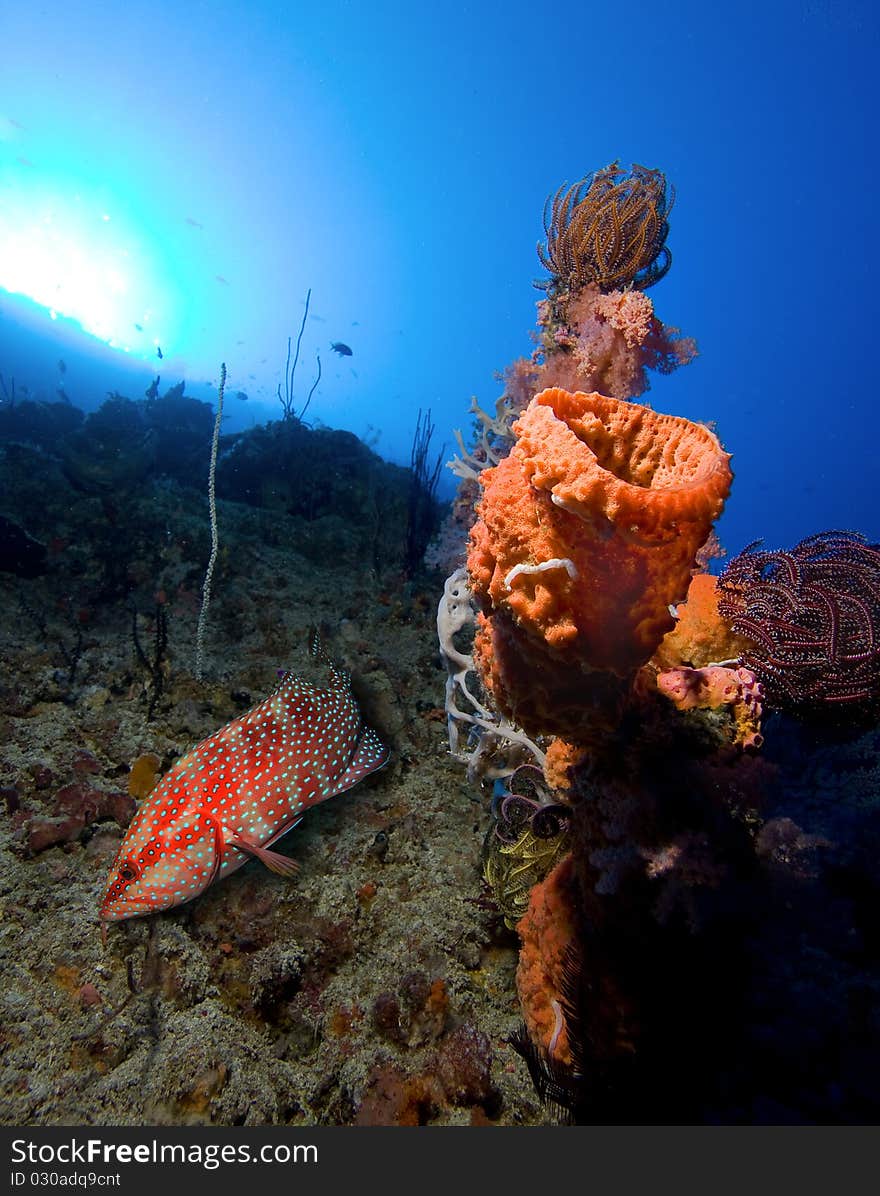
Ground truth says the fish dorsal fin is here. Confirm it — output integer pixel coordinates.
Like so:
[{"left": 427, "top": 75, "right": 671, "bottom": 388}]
[
  {"left": 330, "top": 725, "right": 390, "bottom": 798},
  {"left": 268, "top": 630, "right": 349, "bottom": 702},
  {"left": 309, "top": 627, "right": 351, "bottom": 693}
]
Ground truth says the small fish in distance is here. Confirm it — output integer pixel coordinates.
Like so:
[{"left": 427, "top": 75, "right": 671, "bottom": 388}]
[{"left": 330, "top": 341, "right": 353, "bottom": 356}]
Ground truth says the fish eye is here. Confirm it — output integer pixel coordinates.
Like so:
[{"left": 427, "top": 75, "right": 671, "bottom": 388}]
[{"left": 118, "top": 859, "right": 140, "bottom": 883}]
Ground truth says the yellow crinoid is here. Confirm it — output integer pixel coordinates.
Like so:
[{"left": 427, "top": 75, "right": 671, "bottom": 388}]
[{"left": 538, "top": 161, "right": 674, "bottom": 296}]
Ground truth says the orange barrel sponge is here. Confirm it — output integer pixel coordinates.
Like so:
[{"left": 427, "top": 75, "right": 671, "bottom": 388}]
[
  {"left": 515, "top": 853, "right": 580, "bottom": 1069},
  {"left": 468, "top": 387, "right": 732, "bottom": 738}
]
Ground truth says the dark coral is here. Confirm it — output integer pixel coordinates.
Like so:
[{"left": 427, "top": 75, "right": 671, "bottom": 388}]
[
  {"left": 717, "top": 531, "right": 880, "bottom": 716},
  {"left": 537, "top": 161, "right": 674, "bottom": 296}
]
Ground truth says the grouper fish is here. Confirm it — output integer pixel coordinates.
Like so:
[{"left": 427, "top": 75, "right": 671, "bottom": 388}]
[{"left": 100, "top": 635, "right": 389, "bottom": 922}]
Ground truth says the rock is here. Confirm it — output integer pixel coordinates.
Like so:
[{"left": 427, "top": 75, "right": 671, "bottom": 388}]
[
  {"left": 435, "top": 1022, "right": 494, "bottom": 1107},
  {"left": 249, "top": 942, "right": 306, "bottom": 1017},
  {"left": 26, "top": 815, "right": 85, "bottom": 853}
]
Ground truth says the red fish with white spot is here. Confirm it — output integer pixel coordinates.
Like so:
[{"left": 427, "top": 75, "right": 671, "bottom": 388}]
[{"left": 100, "top": 638, "right": 388, "bottom": 922}]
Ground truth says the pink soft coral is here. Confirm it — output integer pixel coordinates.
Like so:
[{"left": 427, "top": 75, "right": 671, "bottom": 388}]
[
  {"left": 537, "top": 284, "right": 697, "bottom": 400},
  {"left": 656, "top": 664, "right": 765, "bottom": 750}
]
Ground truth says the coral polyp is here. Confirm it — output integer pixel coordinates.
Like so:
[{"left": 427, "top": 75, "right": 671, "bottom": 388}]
[{"left": 537, "top": 161, "right": 674, "bottom": 296}]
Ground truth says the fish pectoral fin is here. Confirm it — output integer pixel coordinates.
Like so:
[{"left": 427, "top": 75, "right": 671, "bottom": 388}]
[
  {"left": 228, "top": 831, "right": 300, "bottom": 878},
  {"left": 202, "top": 813, "right": 227, "bottom": 886}
]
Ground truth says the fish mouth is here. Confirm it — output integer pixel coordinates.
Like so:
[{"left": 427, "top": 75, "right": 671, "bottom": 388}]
[
  {"left": 99, "top": 867, "right": 216, "bottom": 920},
  {"left": 99, "top": 899, "right": 154, "bottom": 922},
  {"left": 99, "top": 887, "right": 189, "bottom": 921}
]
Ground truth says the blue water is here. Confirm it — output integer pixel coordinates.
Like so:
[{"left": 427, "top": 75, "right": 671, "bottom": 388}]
[{"left": 1, "top": 0, "right": 877, "bottom": 556}]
